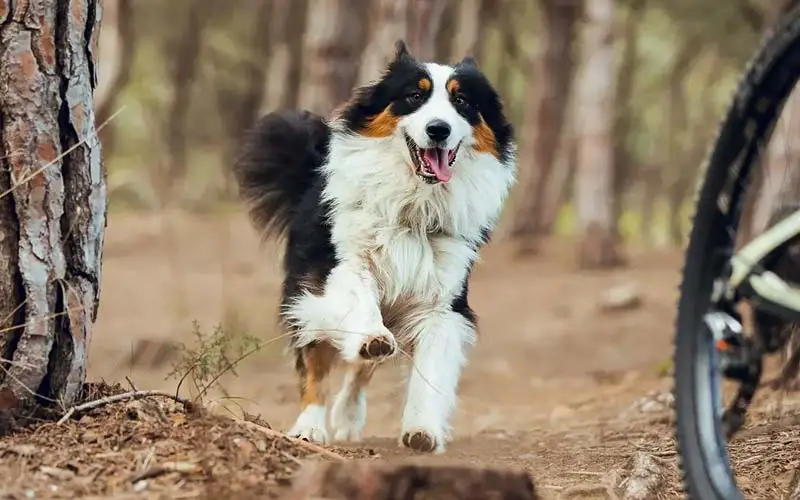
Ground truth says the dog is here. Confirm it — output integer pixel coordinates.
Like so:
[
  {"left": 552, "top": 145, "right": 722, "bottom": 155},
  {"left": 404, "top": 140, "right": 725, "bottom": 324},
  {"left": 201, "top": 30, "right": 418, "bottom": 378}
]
[{"left": 232, "top": 40, "right": 516, "bottom": 454}]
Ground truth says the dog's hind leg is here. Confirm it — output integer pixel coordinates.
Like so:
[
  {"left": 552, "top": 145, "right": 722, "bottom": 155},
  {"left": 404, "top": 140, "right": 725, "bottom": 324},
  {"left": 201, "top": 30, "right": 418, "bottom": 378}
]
[
  {"left": 330, "top": 362, "right": 377, "bottom": 442},
  {"left": 287, "top": 340, "right": 336, "bottom": 443}
]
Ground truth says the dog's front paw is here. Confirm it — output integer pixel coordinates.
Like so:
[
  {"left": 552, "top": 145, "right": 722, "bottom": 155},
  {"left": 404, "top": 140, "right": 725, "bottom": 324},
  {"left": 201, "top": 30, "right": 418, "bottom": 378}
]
[
  {"left": 400, "top": 428, "right": 444, "bottom": 454},
  {"left": 359, "top": 332, "right": 396, "bottom": 360},
  {"left": 287, "top": 405, "right": 328, "bottom": 444},
  {"left": 340, "top": 326, "right": 396, "bottom": 363}
]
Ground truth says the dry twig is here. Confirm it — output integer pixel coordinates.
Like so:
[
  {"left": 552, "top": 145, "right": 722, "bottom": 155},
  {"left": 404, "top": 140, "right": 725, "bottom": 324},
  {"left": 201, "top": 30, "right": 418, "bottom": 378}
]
[
  {"left": 236, "top": 418, "right": 346, "bottom": 462},
  {"left": 57, "top": 390, "right": 191, "bottom": 425}
]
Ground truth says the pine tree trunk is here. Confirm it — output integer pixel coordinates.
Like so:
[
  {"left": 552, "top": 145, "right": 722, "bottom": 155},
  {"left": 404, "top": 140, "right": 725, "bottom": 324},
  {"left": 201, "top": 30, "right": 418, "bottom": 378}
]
[
  {"left": 573, "top": 0, "right": 623, "bottom": 268},
  {"left": 299, "top": 0, "right": 367, "bottom": 115},
  {"left": 407, "top": 0, "right": 448, "bottom": 60},
  {"left": 753, "top": 83, "right": 800, "bottom": 234},
  {"left": 276, "top": 0, "right": 308, "bottom": 110},
  {"left": 0, "top": 0, "right": 107, "bottom": 411},
  {"left": 94, "top": 0, "right": 134, "bottom": 159},
  {"left": 510, "top": 0, "right": 580, "bottom": 253},
  {"left": 358, "top": 0, "right": 408, "bottom": 85},
  {"left": 611, "top": 0, "right": 644, "bottom": 239}
]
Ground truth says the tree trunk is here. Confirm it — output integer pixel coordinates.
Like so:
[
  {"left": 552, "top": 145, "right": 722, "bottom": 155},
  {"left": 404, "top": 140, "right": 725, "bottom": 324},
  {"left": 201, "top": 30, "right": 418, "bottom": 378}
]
[
  {"left": 753, "top": 84, "right": 800, "bottom": 234},
  {"left": 0, "top": 0, "right": 106, "bottom": 410},
  {"left": 407, "top": 0, "right": 448, "bottom": 61},
  {"left": 275, "top": 0, "right": 308, "bottom": 110},
  {"left": 450, "top": 0, "right": 481, "bottom": 59},
  {"left": 299, "top": 0, "right": 367, "bottom": 116},
  {"left": 665, "top": 42, "right": 698, "bottom": 246},
  {"left": 510, "top": 0, "right": 580, "bottom": 254},
  {"left": 639, "top": 162, "right": 664, "bottom": 246},
  {"left": 164, "top": 2, "right": 211, "bottom": 201},
  {"left": 94, "top": 0, "right": 134, "bottom": 159},
  {"left": 497, "top": 2, "right": 521, "bottom": 103},
  {"left": 611, "top": 0, "right": 645, "bottom": 239},
  {"left": 573, "top": 0, "right": 623, "bottom": 268},
  {"left": 358, "top": 0, "right": 408, "bottom": 85},
  {"left": 217, "top": 0, "right": 276, "bottom": 198}
]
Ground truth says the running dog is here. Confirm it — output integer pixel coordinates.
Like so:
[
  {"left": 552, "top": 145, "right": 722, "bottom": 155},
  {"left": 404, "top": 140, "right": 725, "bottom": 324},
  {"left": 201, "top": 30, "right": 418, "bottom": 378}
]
[{"left": 232, "top": 40, "right": 516, "bottom": 453}]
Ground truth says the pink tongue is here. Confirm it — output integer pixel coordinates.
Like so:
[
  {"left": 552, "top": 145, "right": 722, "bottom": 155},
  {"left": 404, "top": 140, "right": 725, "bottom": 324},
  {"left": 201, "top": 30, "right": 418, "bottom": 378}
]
[{"left": 422, "top": 148, "right": 452, "bottom": 182}]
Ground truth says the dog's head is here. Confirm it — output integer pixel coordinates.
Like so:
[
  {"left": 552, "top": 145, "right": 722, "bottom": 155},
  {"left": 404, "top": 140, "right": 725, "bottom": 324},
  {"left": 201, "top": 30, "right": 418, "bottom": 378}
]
[{"left": 335, "top": 41, "right": 513, "bottom": 185}]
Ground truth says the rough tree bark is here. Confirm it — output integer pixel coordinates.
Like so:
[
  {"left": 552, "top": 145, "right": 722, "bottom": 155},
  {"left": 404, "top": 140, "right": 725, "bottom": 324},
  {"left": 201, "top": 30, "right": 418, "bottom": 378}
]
[
  {"left": 94, "top": 0, "right": 133, "bottom": 159},
  {"left": 407, "top": 0, "right": 448, "bottom": 61},
  {"left": 358, "top": 0, "right": 408, "bottom": 85},
  {"left": 299, "top": 0, "right": 367, "bottom": 116},
  {"left": 510, "top": 0, "right": 580, "bottom": 254},
  {"left": 0, "top": 0, "right": 106, "bottom": 410},
  {"left": 573, "top": 0, "right": 623, "bottom": 268}
]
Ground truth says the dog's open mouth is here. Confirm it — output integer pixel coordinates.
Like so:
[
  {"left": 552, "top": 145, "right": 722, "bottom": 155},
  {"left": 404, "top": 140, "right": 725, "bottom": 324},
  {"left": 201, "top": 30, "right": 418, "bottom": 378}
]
[{"left": 405, "top": 134, "right": 459, "bottom": 184}]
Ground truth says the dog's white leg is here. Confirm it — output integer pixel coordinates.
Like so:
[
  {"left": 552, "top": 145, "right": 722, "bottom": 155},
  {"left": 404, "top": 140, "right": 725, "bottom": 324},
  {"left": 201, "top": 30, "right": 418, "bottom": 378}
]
[
  {"left": 330, "top": 362, "right": 376, "bottom": 442},
  {"left": 284, "top": 261, "right": 394, "bottom": 443},
  {"left": 291, "top": 261, "right": 396, "bottom": 363},
  {"left": 400, "top": 309, "right": 474, "bottom": 454}
]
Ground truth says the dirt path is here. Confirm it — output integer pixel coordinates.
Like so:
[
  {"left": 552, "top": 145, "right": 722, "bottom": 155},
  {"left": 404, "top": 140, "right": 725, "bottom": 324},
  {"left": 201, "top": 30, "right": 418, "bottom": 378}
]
[
  {"left": 4, "top": 210, "right": 799, "bottom": 498},
  {"left": 94, "top": 212, "right": 680, "bottom": 490}
]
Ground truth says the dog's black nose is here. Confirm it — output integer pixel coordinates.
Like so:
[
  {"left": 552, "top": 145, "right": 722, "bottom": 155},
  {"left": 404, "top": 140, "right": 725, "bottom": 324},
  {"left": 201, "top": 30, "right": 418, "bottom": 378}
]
[{"left": 425, "top": 120, "right": 451, "bottom": 142}]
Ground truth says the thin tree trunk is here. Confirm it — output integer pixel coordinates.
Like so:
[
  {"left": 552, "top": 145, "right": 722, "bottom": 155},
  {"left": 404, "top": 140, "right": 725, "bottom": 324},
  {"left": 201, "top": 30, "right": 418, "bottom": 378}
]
[
  {"left": 358, "top": 0, "right": 409, "bottom": 84},
  {"left": 164, "top": 2, "right": 213, "bottom": 201},
  {"left": 276, "top": 0, "right": 308, "bottom": 109},
  {"left": 540, "top": 119, "right": 578, "bottom": 234},
  {"left": 510, "top": 0, "right": 580, "bottom": 254},
  {"left": 611, "top": 0, "right": 645, "bottom": 239},
  {"left": 496, "top": 3, "right": 520, "bottom": 104},
  {"left": 218, "top": 0, "right": 276, "bottom": 197},
  {"left": 0, "top": 0, "right": 106, "bottom": 410},
  {"left": 94, "top": 0, "right": 134, "bottom": 158},
  {"left": 574, "top": 0, "right": 623, "bottom": 268},
  {"left": 450, "top": 0, "right": 481, "bottom": 58},
  {"left": 753, "top": 84, "right": 800, "bottom": 234},
  {"left": 299, "top": 0, "right": 367, "bottom": 116},
  {"left": 407, "top": 0, "right": 448, "bottom": 61},
  {"left": 639, "top": 161, "right": 661, "bottom": 245},
  {"left": 665, "top": 43, "right": 698, "bottom": 246}
]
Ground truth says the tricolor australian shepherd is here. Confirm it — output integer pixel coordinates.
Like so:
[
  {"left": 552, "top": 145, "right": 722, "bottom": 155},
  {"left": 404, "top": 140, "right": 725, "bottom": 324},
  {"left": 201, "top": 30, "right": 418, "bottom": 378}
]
[{"left": 232, "top": 41, "right": 515, "bottom": 453}]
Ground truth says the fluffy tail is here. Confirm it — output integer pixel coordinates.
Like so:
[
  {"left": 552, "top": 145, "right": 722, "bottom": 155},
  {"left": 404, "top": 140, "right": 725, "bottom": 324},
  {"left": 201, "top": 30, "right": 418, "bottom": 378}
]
[{"left": 232, "top": 109, "right": 330, "bottom": 240}]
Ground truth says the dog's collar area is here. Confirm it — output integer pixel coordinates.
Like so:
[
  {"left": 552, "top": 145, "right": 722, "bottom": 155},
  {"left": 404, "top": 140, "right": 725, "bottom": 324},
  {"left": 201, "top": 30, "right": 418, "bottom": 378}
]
[{"left": 404, "top": 133, "right": 461, "bottom": 185}]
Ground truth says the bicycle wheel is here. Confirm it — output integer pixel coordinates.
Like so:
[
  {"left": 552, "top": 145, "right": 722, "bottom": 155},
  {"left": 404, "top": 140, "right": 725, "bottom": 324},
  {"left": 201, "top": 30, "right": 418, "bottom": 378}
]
[{"left": 674, "top": 6, "right": 800, "bottom": 500}]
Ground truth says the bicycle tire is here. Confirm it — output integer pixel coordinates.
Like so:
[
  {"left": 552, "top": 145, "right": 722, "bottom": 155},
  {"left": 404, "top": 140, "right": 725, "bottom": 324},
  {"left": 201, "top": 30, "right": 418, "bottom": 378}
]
[{"left": 674, "top": 6, "right": 800, "bottom": 500}]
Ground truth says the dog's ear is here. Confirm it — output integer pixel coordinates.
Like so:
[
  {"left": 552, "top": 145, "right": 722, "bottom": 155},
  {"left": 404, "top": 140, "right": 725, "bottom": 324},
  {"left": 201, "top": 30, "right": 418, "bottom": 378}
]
[
  {"left": 457, "top": 56, "right": 478, "bottom": 68},
  {"left": 393, "top": 39, "right": 412, "bottom": 61}
]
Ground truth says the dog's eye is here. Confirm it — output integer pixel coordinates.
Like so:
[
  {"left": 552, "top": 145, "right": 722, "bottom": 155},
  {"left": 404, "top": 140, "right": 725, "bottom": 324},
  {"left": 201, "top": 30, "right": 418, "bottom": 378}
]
[
  {"left": 454, "top": 95, "right": 469, "bottom": 107},
  {"left": 407, "top": 92, "right": 423, "bottom": 103}
]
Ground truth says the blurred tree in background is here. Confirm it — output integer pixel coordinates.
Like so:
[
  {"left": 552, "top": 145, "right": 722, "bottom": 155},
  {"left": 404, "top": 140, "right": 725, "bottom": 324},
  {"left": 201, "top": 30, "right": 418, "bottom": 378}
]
[{"left": 98, "top": 0, "right": 791, "bottom": 268}]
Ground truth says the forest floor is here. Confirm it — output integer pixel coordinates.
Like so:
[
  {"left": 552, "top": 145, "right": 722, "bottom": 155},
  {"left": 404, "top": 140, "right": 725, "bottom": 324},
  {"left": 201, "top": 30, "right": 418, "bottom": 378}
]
[{"left": 2, "top": 210, "right": 800, "bottom": 499}]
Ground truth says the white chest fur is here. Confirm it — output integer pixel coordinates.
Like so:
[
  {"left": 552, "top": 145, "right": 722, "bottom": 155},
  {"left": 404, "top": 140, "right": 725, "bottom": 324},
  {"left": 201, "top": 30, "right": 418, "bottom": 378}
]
[{"left": 321, "top": 132, "right": 512, "bottom": 307}]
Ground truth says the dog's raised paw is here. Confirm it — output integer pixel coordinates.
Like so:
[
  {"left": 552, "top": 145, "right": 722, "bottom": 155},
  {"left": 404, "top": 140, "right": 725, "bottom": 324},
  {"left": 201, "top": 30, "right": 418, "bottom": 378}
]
[
  {"left": 401, "top": 429, "right": 438, "bottom": 453},
  {"left": 359, "top": 334, "right": 396, "bottom": 360}
]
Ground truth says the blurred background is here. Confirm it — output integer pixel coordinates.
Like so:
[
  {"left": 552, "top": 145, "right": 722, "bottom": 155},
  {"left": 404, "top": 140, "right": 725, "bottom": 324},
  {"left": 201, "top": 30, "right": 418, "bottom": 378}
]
[{"left": 90, "top": 0, "right": 796, "bottom": 441}]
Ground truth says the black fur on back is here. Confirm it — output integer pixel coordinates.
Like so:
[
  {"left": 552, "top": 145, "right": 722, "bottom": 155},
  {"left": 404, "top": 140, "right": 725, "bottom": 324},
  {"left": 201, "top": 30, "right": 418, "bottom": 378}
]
[{"left": 231, "top": 109, "right": 331, "bottom": 241}]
